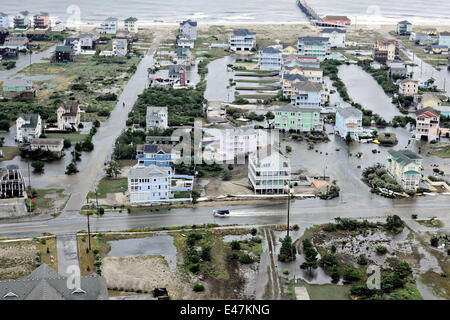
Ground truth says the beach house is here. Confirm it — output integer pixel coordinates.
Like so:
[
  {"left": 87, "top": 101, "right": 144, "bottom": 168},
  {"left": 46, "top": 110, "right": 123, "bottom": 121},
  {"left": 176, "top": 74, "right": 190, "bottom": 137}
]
[
  {"left": 124, "top": 17, "right": 138, "bottom": 33},
  {"left": 168, "top": 65, "right": 187, "bottom": 86},
  {"left": 415, "top": 107, "right": 440, "bottom": 141},
  {"left": 112, "top": 38, "right": 128, "bottom": 56},
  {"left": 258, "top": 47, "right": 282, "bottom": 70},
  {"left": 387, "top": 150, "right": 422, "bottom": 191},
  {"left": 320, "top": 28, "right": 346, "bottom": 48},
  {"left": 297, "top": 37, "right": 330, "bottom": 59},
  {"left": 438, "top": 31, "right": 450, "bottom": 48},
  {"left": 4, "top": 36, "right": 28, "bottom": 50},
  {"left": 282, "top": 73, "right": 307, "bottom": 98},
  {"left": 13, "top": 11, "right": 31, "bottom": 30},
  {"left": 0, "top": 12, "right": 9, "bottom": 28},
  {"left": 57, "top": 103, "right": 80, "bottom": 131},
  {"left": 399, "top": 79, "right": 419, "bottom": 95},
  {"left": 136, "top": 144, "right": 179, "bottom": 168},
  {"left": 335, "top": 106, "right": 363, "bottom": 141},
  {"left": 386, "top": 60, "right": 407, "bottom": 78},
  {"left": 2, "top": 79, "right": 35, "bottom": 99},
  {"left": 396, "top": 20, "right": 412, "bottom": 36},
  {"left": 179, "top": 20, "right": 197, "bottom": 40},
  {"left": 53, "top": 45, "right": 74, "bottom": 63},
  {"left": 322, "top": 16, "right": 351, "bottom": 26},
  {"left": 176, "top": 47, "right": 194, "bottom": 66},
  {"left": 146, "top": 106, "right": 168, "bottom": 130},
  {"left": 284, "top": 66, "right": 323, "bottom": 83},
  {"left": 228, "top": 29, "right": 256, "bottom": 52},
  {"left": 98, "top": 17, "right": 118, "bottom": 34},
  {"left": 33, "top": 12, "right": 50, "bottom": 30},
  {"left": 15, "top": 113, "right": 42, "bottom": 143},
  {"left": 290, "top": 81, "right": 323, "bottom": 108},
  {"left": 30, "top": 138, "right": 64, "bottom": 158},
  {"left": 248, "top": 148, "right": 291, "bottom": 194},
  {"left": 274, "top": 104, "right": 323, "bottom": 132},
  {"left": 374, "top": 39, "right": 398, "bottom": 63}
]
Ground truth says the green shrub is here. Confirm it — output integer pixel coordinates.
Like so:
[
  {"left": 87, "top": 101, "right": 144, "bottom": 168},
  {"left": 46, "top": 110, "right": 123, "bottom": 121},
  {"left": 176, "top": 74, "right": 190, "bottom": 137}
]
[
  {"left": 239, "top": 254, "right": 254, "bottom": 264},
  {"left": 193, "top": 284, "right": 205, "bottom": 292}
]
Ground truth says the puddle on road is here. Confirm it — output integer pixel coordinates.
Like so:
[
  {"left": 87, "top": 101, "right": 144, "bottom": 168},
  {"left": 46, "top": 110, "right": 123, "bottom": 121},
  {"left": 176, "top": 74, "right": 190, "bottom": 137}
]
[{"left": 107, "top": 235, "right": 177, "bottom": 272}]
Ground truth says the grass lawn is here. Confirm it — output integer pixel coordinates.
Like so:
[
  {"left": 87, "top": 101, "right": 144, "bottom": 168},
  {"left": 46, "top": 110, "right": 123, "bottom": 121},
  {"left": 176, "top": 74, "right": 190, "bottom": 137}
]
[
  {"left": 295, "top": 279, "right": 351, "bottom": 300},
  {"left": 77, "top": 234, "right": 111, "bottom": 276},
  {"left": 89, "top": 177, "right": 128, "bottom": 198},
  {"left": 431, "top": 146, "right": 450, "bottom": 158},
  {"left": 44, "top": 132, "right": 88, "bottom": 142},
  {"left": 0, "top": 146, "right": 20, "bottom": 161},
  {"left": 32, "top": 188, "right": 69, "bottom": 215},
  {"left": 36, "top": 237, "right": 58, "bottom": 271}
]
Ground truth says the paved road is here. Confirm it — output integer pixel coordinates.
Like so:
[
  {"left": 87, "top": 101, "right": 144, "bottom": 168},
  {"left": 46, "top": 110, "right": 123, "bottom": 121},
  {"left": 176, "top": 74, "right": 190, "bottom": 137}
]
[
  {"left": 56, "top": 233, "right": 80, "bottom": 277},
  {"left": 1, "top": 194, "right": 449, "bottom": 238},
  {"left": 0, "top": 45, "right": 57, "bottom": 81},
  {"left": 59, "top": 33, "right": 163, "bottom": 217}
]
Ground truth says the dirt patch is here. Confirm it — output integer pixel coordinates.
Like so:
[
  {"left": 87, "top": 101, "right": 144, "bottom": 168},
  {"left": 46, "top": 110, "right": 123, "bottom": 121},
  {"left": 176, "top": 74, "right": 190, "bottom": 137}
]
[
  {"left": 0, "top": 241, "right": 37, "bottom": 280},
  {"left": 101, "top": 255, "right": 192, "bottom": 299}
]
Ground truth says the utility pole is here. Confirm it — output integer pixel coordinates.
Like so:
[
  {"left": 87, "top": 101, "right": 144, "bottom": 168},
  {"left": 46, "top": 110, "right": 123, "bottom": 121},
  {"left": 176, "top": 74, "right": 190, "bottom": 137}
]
[
  {"left": 287, "top": 180, "right": 290, "bottom": 237},
  {"left": 95, "top": 188, "right": 98, "bottom": 208},
  {"left": 86, "top": 195, "right": 91, "bottom": 250}
]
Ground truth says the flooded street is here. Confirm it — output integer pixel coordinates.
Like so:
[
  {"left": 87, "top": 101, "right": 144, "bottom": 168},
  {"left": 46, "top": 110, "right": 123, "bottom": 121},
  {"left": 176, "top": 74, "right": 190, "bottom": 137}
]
[
  {"left": 338, "top": 64, "right": 402, "bottom": 121},
  {"left": 204, "top": 55, "right": 235, "bottom": 102}
]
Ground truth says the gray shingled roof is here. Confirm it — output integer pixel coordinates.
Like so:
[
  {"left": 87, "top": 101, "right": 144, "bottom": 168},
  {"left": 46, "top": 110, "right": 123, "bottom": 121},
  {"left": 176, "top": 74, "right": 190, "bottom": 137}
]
[
  {"left": 276, "top": 104, "right": 321, "bottom": 113},
  {"left": 0, "top": 264, "right": 108, "bottom": 300},
  {"left": 337, "top": 106, "right": 362, "bottom": 119},
  {"left": 233, "top": 29, "right": 255, "bottom": 36},
  {"left": 260, "top": 47, "right": 281, "bottom": 54},
  {"left": 180, "top": 20, "right": 197, "bottom": 27},
  {"left": 320, "top": 28, "right": 346, "bottom": 34},
  {"left": 129, "top": 165, "right": 169, "bottom": 179},
  {"left": 146, "top": 106, "right": 168, "bottom": 114},
  {"left": 169, "top": 64, "right": 185, "bottom": 76},
  {"left": 283, "top": 73, "right": 307, "bottom": 82},
  {"left": 293, "top": 81, "right": 323, "bottom": 92},
  {"left": 298, "top": 36, "right": 329, "bottom": 43}
]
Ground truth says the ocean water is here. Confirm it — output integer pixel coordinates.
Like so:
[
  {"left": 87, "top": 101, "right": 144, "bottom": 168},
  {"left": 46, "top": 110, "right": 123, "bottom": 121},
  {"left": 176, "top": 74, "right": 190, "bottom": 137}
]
[{"left": 1, "top": 0, "right": 449, "bottom": 25}]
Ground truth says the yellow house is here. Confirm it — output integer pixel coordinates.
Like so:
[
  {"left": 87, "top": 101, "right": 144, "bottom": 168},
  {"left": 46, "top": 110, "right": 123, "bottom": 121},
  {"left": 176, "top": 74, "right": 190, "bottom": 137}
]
[
  {"left": 421, "top": 93, "right": 441, "bottom": 108},
  {"left": 124, "top": 17, "right": 138, "bottom": 33},
  {"left": 284, "top": 66, "right": 323, "bottom": 83},
  {"left": 282, "top": 46, "right": 297, "bottom": 56}
]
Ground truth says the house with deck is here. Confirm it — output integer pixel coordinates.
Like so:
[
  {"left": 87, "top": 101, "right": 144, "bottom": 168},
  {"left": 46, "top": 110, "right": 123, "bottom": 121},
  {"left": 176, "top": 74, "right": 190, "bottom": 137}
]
[
  {"left": 168, "top": 64, "right": 187, "bottom": 86},
  {"left": 4, "top": 36, "right": 28, "bottom": 50},
  {"left": 228, "top": 29, "right": 256, "bottom": 52},
  {"left": 274, "top": 104, "right": 323, "bottom": 132},
  {"left": 2, "top": 79, "right": 35, "bottom": 99},
  {"left": 387, "top": 150, "right": 422, "bottom": 191},
  {"left": 322, "top": 16, "right": 351, "bottom": 26},
  {"left": 179, "top": 20, "right": 197, "bottom": 40},
  {"left": 290, "top": 81, "right": 323, "bottom": 108},
  {"left": 112, "top": 38, "right": 128, "bottom": 56},
  {"left": 396, "top": 20, "right": 412, "bottom": 36},
  {"left": 282, "top": 73, "right": 307, "bottom": 98},
  {"left": 438, "top": 31, "right": 450, "bottom": 48},
  {"left": 320, "top": 28, "right": 346, "bottom": 48},
  {"left": 399, "top": 79, "right": 418, "bottom": 95},
  {"left": 16, "top": 113, "right": 42, "bottom": 143},
  {"left": 258, "top": 47, "right": 282, "bottom": 71},
  {"left": 13, "top": 11, "right": 31, "bottom": 30},
  {"left": 30, "top": 138, "right": 64, "bottom": 157},
  {"left": 176, "top": 47, "right": 194, "bottom": 66},
  {"left": 335, "top": 105, "right": 363, "bottom": 141},
  {"left": 248, "top": 148, "right": 290, "bottom": 194},
  {"left": 0, "top": 12, "right": 9, "bottom": 28},
  {"left": 136, "top": 144, "right": 180, "bottom": 167},
  {"left": 386, "top": 60, "right": 407, "bottom": 78},
  {"left": 124, "top": 17, "right": 138, "bottom": 33},
  {"left": 97, "top": 17, "right": 118, "bottom": 34},
  {"left": 53, "top": 45, "right": 74, "bottom": 62},
  {"left": 146, "top": 106, "right": 168, "bottom": 130},
  {"left": 415, "top": 107, "right": 440, "bottom": 141},
  {"left": 176, "top": 35, "right": 195, "bottom": 49},
  {"left": 374, "top": 39, "right": 398, "bottom": 63},
  {"left": 284, "top": 66, "right": 323, "bottom": 83},
  {"left": 57, "top": 103, "right": 80, "bottom": 131},
  {"left": 33, "top": 12, "right": 50, "bottom": 30},
  {"left": 297, "top": 36, "right": 330, "bottom": 59}
]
